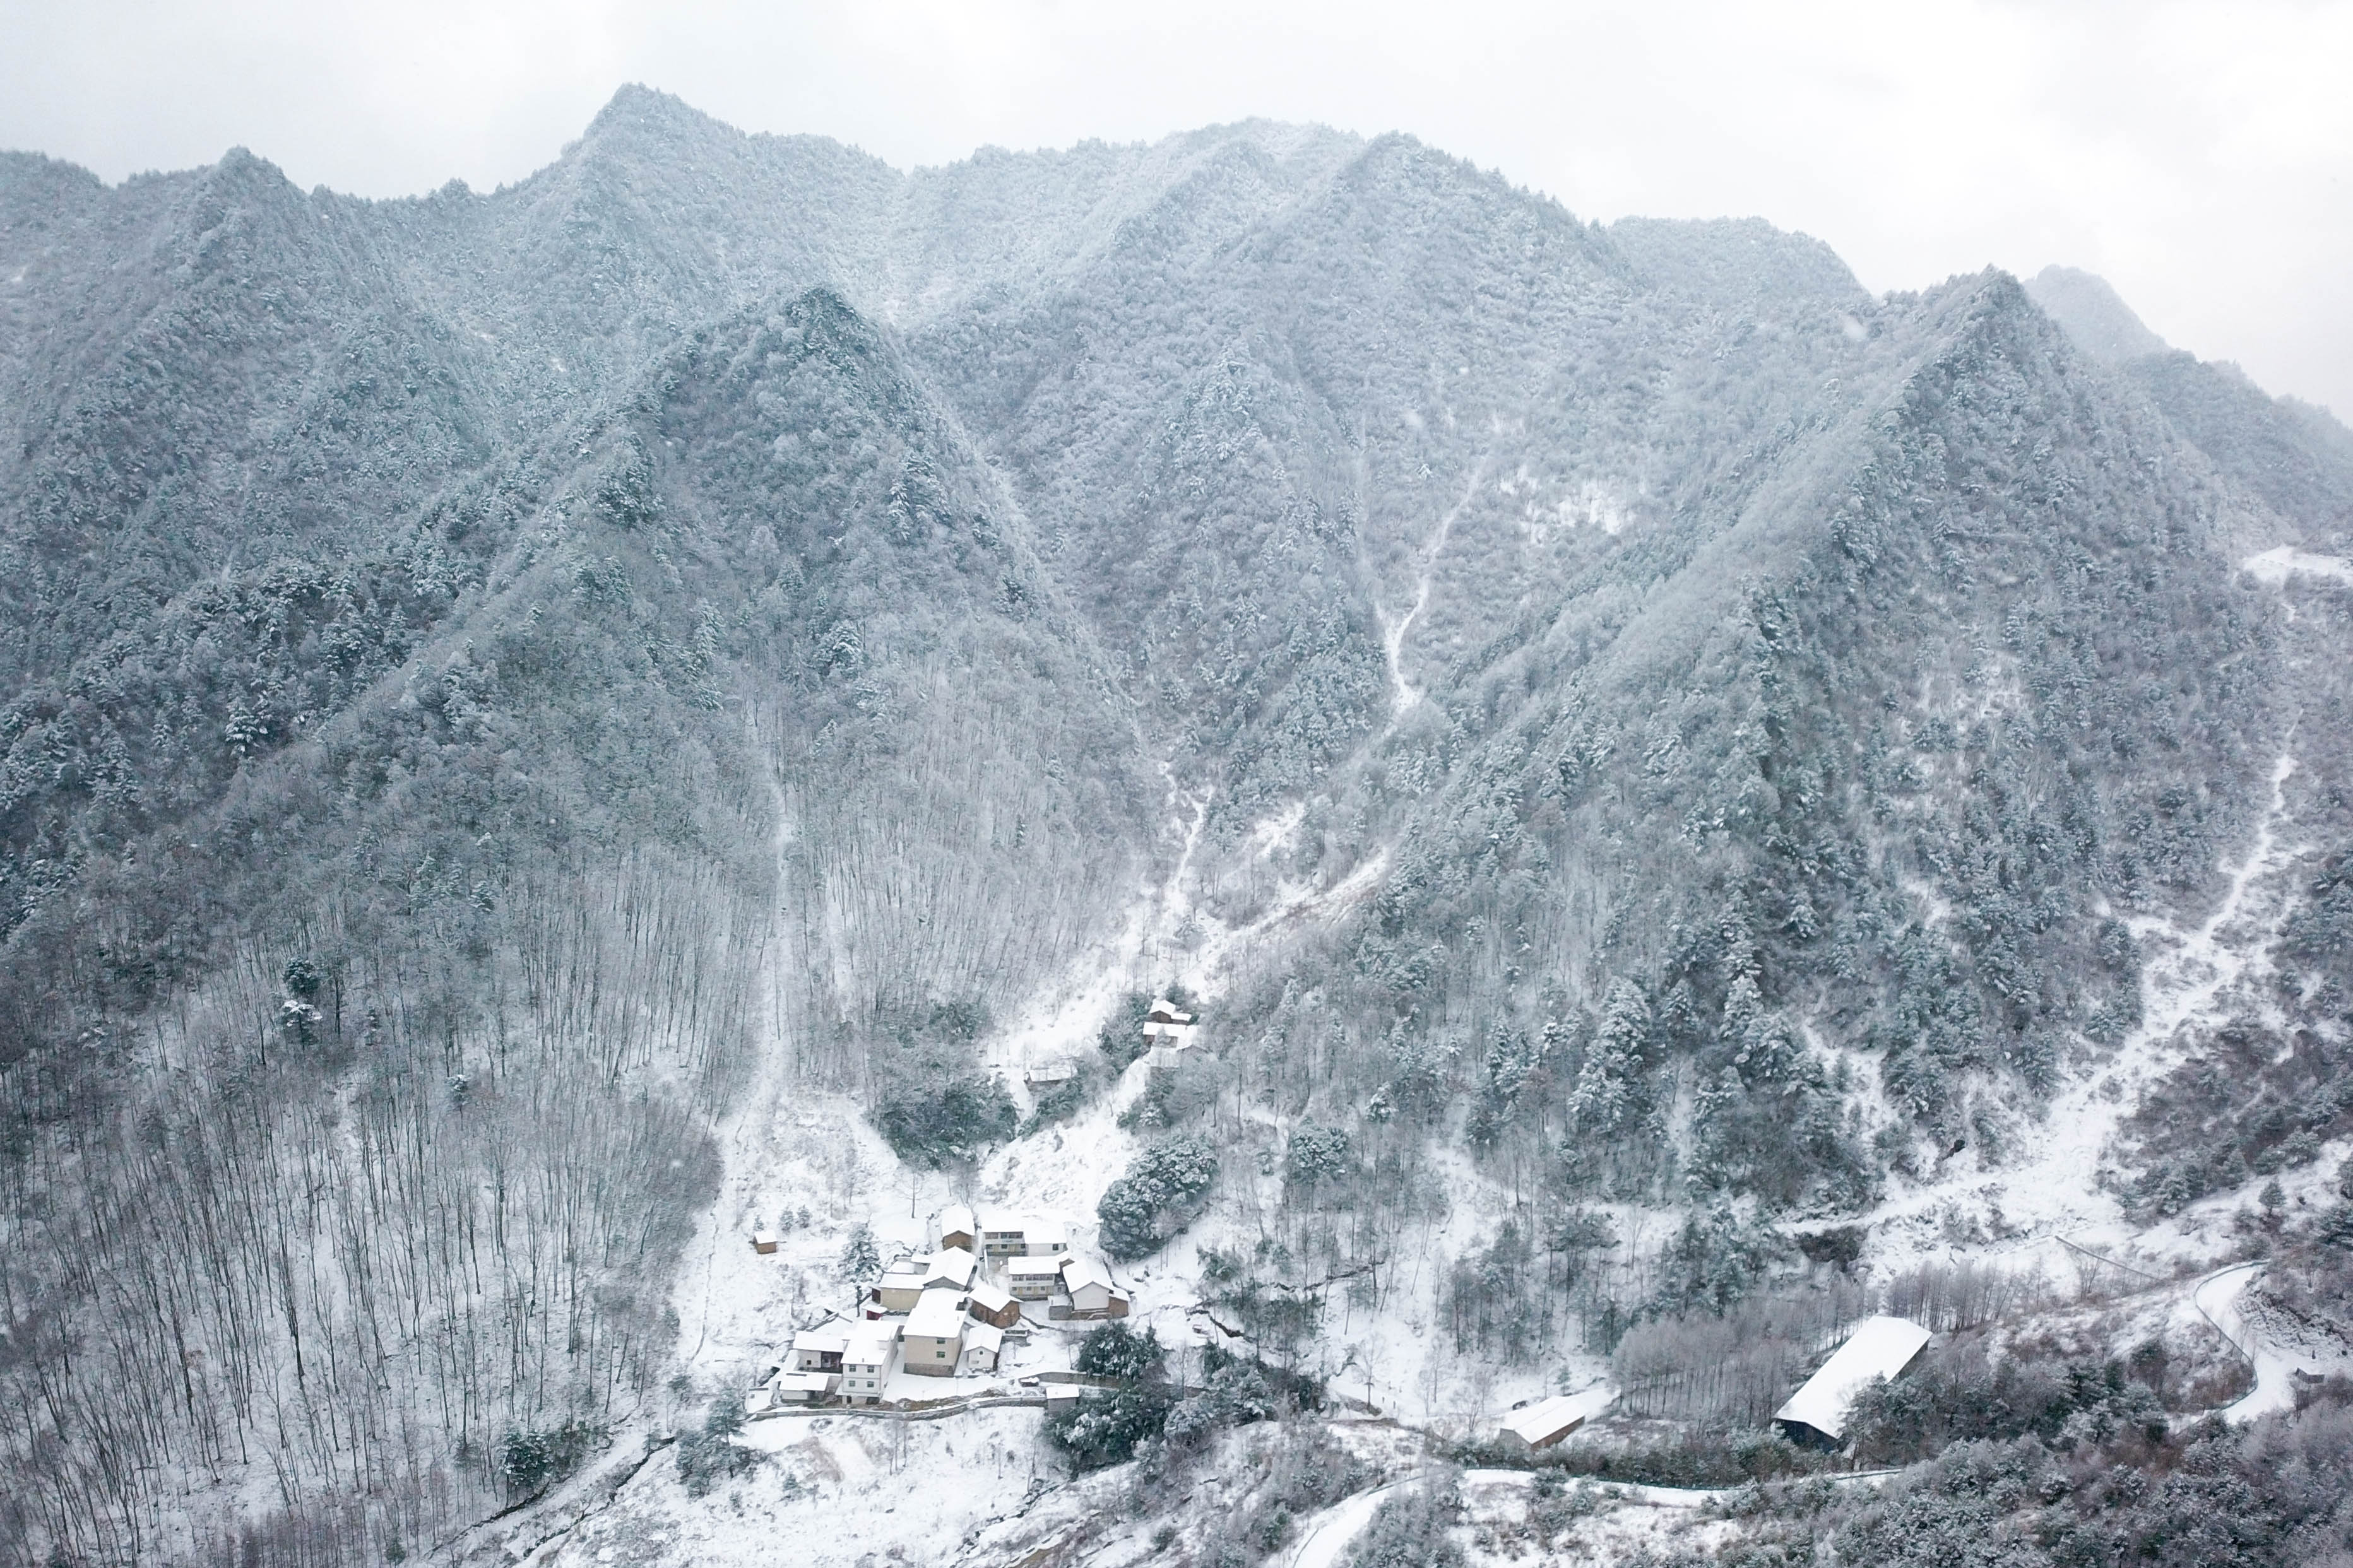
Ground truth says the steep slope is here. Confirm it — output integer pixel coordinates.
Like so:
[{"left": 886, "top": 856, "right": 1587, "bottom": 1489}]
[
  {"left": 4, "top": 90, "right": 2353, "bottom": 1565},
  {"left": 0, "top": 281, "right": 1144, "bottom": 1561}
]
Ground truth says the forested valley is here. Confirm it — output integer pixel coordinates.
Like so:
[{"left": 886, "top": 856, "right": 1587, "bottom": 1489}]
[{"left": 3, "top": 86, "right": 2352, "bottom": 1565}]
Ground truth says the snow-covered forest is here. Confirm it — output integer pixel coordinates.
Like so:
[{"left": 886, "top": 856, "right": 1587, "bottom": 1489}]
[{"left": 2, "top": 87, "right": 2351, "bottom": 1565}]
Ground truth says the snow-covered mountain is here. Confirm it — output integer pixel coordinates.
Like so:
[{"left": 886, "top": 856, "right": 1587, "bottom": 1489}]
[{"left": 3, "top": 86, "right": 2350, "bottom": 1566}]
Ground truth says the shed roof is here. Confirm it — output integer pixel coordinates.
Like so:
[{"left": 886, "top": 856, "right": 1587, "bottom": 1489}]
[
  {"left": 1774, "top": 1316, "right": 1932, "bottom": 1441},
  {"left": 1007, "top": 1254, "right": 1067, "bottom": 1277},
  {"left": 774, "top": 1369, "right": 838, "bottom": 1394},
  {"left": 844, "top": 1328, "right": 896, "bottom": 1365},
  {"left": 1500, "top": 1386, "right": 1615, "bottom": 1445},
  {"left": 791, "top": 1324, "right": 851, "bottom": 1356}
]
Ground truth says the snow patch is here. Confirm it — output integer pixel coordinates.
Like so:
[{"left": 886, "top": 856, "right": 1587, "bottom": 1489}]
[{"left": 2241, "top": 546, "right": 2353, "bottom": 587}]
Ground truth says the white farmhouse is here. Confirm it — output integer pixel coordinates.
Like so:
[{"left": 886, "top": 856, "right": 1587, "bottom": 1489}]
[
  {"left": 981, "top": 1215, "right": 1070, "bottom": 1259},
  {"left": 790, "top": 1323, "right": 851, "bottom": 1374},
  {"left": 961, "top": 1321, "right": 1005, "bottom": 1374},
  {"left": 1059, "top": 1253, "right": 1130, "bottom": 1319},
  {"left": 903, "top": 1290, "right": 968, "bottom": 1377},
  {"left": 1774, "top": 1316, "right": 1932, "bottom": 1448},
  {"left": 842, "top": 1326, "right": 899, "bottom": 1404},
  {"left": 1005, "top": 1255, "right": 1065, "bottom": 1301}
]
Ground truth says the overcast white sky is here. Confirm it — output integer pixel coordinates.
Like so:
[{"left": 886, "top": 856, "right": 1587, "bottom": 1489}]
[{"left": 3, "top": 1, "right": 2348, "bottom": 416}]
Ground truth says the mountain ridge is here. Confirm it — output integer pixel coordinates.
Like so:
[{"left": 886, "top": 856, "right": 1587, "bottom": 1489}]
[{"left": 2, "top": 87, "right": 2351, "bottom": 1565}]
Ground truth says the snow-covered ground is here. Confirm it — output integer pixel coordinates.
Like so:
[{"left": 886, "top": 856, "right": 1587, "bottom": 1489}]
[
  {"left": 527, "top": 1406, "right": 1064, "bottom": 1568},
  {"left": 2241, "top": 545, "right": 2353, "bottom": 589},
  {"left": 1854, "top": 746, "right": 2314, "bottom": 1281},
  {"left": 2195, "top": 1261, "right": 2353, "bottom": 1425},
  {"left": 557, "top": 658, "right": 2346, "bottom": 1567}
]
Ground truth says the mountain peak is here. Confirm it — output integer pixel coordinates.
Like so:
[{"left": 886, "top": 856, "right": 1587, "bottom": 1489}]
[
  {"left": 2024, "top": 264, "right": 2169, "bottom": 363},
  {"left": 575, "top": 82, "right": 733, "bottom": 159}
]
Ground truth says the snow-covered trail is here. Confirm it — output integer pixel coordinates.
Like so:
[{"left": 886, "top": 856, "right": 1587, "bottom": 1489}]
[
  {"left": 2124, "top": 750, "right": 2303, "bottom": 1052},
  {"left": 1378, "top": 464, "right": 1484, "bottom": 716},
  {"left": 1281, "top": 1483, "right": 1401, "bottom": 1568}
]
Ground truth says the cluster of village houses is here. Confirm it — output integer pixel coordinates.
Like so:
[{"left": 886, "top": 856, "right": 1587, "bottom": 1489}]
[{"left": 748, "top": 1206, "right": 1133, "bottom": 1412}]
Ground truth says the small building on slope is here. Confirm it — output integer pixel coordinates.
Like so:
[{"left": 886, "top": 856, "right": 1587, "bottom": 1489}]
[
  {"left": 982, "top": 1215, "right": 1070, "bottom": 1260},
  {"left": 1058, "top": 1253, "right": 1130, "bottom": 1319},
  {"left": 904, "top": 1290, "right": 968, "bottom": 1377},
  {"left": 1141, "top": 998, "right": 1197, "bottom": 1049},
  {"left": 790, "top": 1322, "right": 851, "bottom": 1374},
  {"left": 842, "top": 1327, "right": 898, "bottom": 1404},
  {"left": 962, "top": 1321, "right": 1005, "bottom": 1374},
  {"left": 1005, "top": 1255, "right": 1065, "bottom": 1301},
  {"left": 939, "top": 1203, "right": 978, "bottom": 1254},
  {"left": 1774, "top": 1315, "right": 1933, "bottom": 1449},
  {"left": 925, "top": 1246, "right": 980, "bottom": 1292},
  {"left": 966, "top": 1277, "right": 1022, "bottom": 1329},
  {"left": 1496, "top": 1386, "right": 1616, "bottom": 1452}
]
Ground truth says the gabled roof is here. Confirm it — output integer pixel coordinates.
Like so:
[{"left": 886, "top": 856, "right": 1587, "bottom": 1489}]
[
  {"left": 1774, "top": 1316, "right": 1932, "bottom": 1440},
  {"left": 968, "top": 1278, "right": 1016, "bottom": 1312},
  {"left": 925, "top": 1247, "right": 980, "bottom": 1289},
  {"left": 940, "top": 1203, "right": 977, "bottom": 1236},
  {"left": 1060, "top": 1253, "right": 1115, "bottom": 1294},
  {"left": 906, "top": 1291, "right": 969, "bottom": 1339},
  {"left": 964, "top": 1321, "right": 1005, "bottom": 1355}
]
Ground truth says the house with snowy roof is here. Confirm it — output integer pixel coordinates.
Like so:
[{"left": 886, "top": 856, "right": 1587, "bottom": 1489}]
[
  {"left": 961, "top": 1321, "right": 1005, "bottom": 1374},
  {"left": 1141, "top": 998, "right": 1197, "bottom": 1049},
  {"left": 904, "top": 1290, "right": 968, "bottom": 1377},
  {"left": 759, "top": 1369, "right": 838, "bottom": 1408},
  {"left": 1057, "top": 1253, "right": 1130, "bottom": 1319},
  {"left": 842, "top": 1326, "right": 898, "bottom": 1404},
  {"left": 1497, "top": 1386, "right": 1615, "bottom": 1451},
  {"left": 925, "top": 1246, "right": 980, "bottom": 1291},
  {"left": 1773, "top": 1316, "right": 1932, "bottom": 1449},
  {"left": 966, "top": 1277, "right": 1022, "bottom": 1329},
  {"left": 939, "top": 1204, "right": 978, "bottom": 1253},
  {"left": 981, "top": 1215, "right": 1070, "bottom": 1259},
  {"left": 872, "top": 1257, "right": 933, "bottom": 1313},
  {"left": 1005, "top": 1254, "right": 1065, "bottom": 1301},
  {"left": 790, "top": 1322, "right": 851, "bottom": 1373}
]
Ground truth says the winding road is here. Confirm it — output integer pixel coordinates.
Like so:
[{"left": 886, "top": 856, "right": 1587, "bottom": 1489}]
[{"left": 2191, "top": 1261, "right": 2345, "bottom": 1424}]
